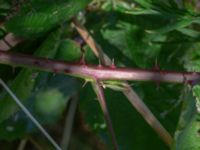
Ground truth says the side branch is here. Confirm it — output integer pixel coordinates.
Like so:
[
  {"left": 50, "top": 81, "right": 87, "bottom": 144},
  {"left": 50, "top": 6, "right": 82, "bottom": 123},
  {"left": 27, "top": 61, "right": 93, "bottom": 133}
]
[
  {"left": 0, "top": 50, "right": 199, "bottom": 84},
  {"left": 73, "top": 19, "right": 173, "bottom": 146},
  {"left": 92, "top": 80, "right": 119, "bottom": 150}
]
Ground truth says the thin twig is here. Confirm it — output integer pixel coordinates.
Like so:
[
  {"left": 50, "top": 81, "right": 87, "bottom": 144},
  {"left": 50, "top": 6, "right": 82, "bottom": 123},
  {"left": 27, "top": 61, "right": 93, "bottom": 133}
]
[
  {"left": 17, "top": 138, "right": 27, "bottom": 150},
  {"left": 0, "top": 78, "right": 62, "bottom": 150},
  {"left": 61, "top": 96, "right": 79, "bottom": 150},
  {"left": 92, "top": 80, "right": 119, "bottom": 150},
  {"left": 72, "top": 19, "right": 174, "bottom": 146}
]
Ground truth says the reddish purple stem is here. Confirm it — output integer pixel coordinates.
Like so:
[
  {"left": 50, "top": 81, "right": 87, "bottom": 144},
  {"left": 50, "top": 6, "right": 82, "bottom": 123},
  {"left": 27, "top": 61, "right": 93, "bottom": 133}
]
[{"left": 0, "top": 50, "right": 199, "bottom": 84}]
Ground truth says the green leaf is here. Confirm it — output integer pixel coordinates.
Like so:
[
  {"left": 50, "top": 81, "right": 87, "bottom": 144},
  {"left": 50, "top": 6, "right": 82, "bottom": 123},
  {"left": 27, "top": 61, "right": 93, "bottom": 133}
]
[
  {"left": 100, "top": 21, "right": 162, "bottom": 68},
  {"left": 172, "top": 86, "right": 200, "bottom": 150},
  {"left": 176, "top": 28, "right": 200, "bottom": 38},
  {"left": 0, "top": 29, "right": 62, "bottom": 123},
  {"left": 0, "top": 1, "right": 10, "bottom": 18},
  {"left": 183, "top": 43, "right": 200, "bottom": 72},
  {"left": 193, "top": 86, "right": 200, "bottom": 116},
  {"left": 154, "top": 16, "right": 197, "bottom": 34},
  {"left": 5, "top": 0, "right": 90, "bottom": 38},
  {"left": 0, "top": 119, "right": 28, "bottom": 140},
  {"left": 133, "top": 0, "right": 154, "bottom": 9}
]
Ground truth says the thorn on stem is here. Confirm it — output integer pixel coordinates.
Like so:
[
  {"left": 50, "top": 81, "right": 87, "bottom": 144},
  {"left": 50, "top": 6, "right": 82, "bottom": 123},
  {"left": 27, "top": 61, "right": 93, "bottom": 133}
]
[
  {"left": 79, "top": 53, "right": 86, "bottom": 65},
  {"left": 182, "top": 73, "right": 194, "bottom": 86},
  {"left": 152, "top": 58, "right": 162, "bottom": 88},
  {"left": 82, "top": 79, "right": 89, "bottom": 87},
  {"left": 153, "top": 57, "right": 160, "bottom": 72},
  {"left": 98, "top": 59, "right": 102, "bottom": 68},
  {"left": 99, "top": 82, "right": 106, "bottom": 89},
  {"left": 110, "top": 58, "right": 116, "bottom": 69}
]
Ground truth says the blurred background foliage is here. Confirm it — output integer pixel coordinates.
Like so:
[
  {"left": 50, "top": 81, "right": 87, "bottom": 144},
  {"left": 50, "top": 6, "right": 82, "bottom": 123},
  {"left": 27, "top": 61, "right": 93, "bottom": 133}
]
[{"left": 0, "top": 0, "right": 200, "bottom": 150}]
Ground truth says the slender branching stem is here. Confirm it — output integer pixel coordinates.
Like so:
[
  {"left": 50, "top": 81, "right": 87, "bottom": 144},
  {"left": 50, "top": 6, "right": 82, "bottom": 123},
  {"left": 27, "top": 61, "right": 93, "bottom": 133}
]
[
  {"left": 72, "top": 19, "right": 174, "bottom": 146},
  {"left": 1, "top": 50, "right": 199, "bottom": 146},
  {"left": 17, "top": 138, "right": 27, "bottom": 150},
  {"left": 61, "top": 96, "right": 78, "bottom": 150},
  {"left": 92, "top": 80, "right": 119, "bottom": 150}
]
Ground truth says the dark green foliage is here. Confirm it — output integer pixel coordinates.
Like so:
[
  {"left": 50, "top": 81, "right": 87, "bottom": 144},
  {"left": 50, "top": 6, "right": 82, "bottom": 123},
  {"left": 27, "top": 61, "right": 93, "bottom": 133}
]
[
  {"left": 5, "top": 0, "right": 90, "bottom": 38},
  {"left": 0, "top": 29, "right": 62, "bottom": 123},
  {"left": 172, "top": 86, "right": 200, "bottom": 150},
  {"left": 79, "top": 83, "right": 181, "bottom": 150},
  {"left": 0, "top": 0, "right": 200, "bottom": 149}
]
